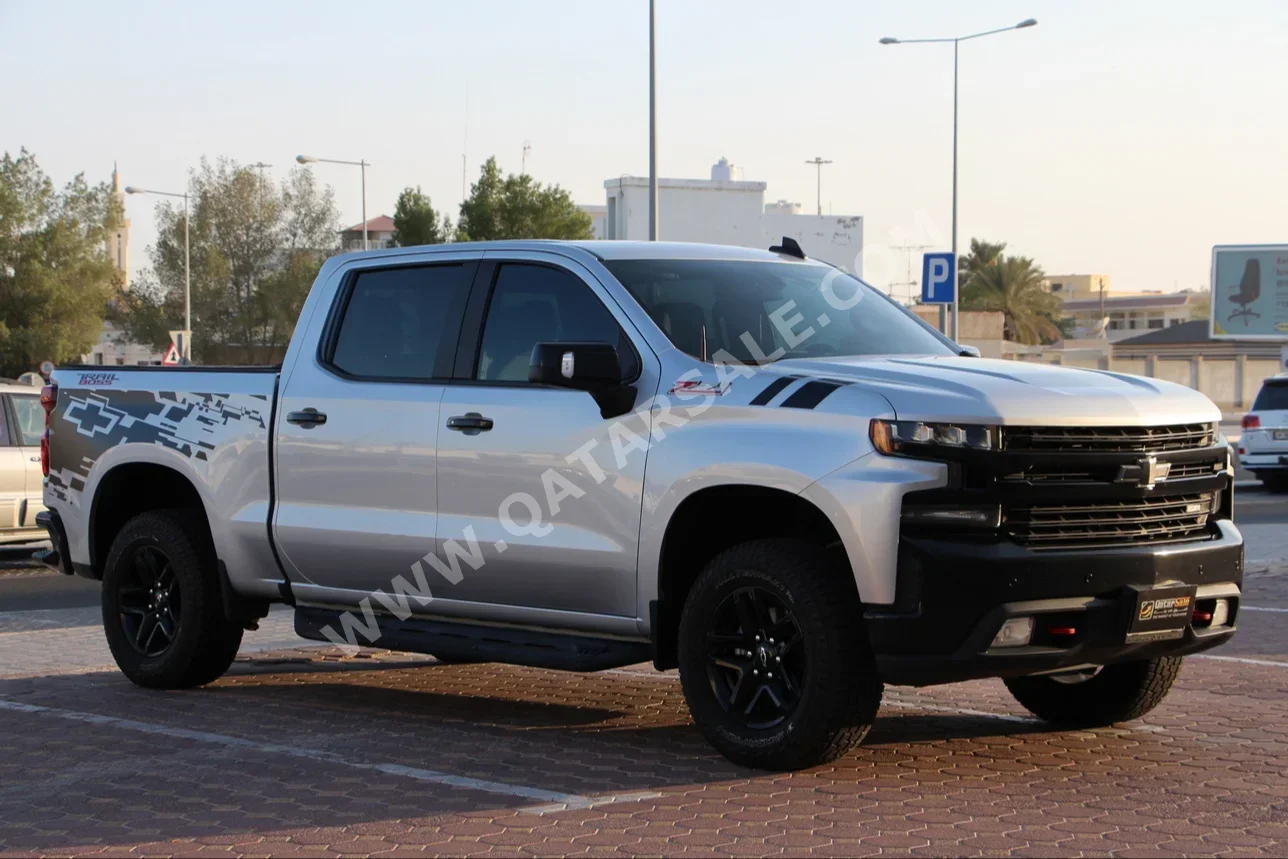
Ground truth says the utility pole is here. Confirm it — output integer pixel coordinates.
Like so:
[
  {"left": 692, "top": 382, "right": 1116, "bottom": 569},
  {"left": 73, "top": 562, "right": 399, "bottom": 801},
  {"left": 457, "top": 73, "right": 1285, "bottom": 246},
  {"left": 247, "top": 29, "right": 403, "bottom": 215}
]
[
  {"left": 805, "top": 157, "right": 832, "bottom": 216},
  {"left": 891, "top": 244, "right": 934, "bottom": 305},
  {"left": 648, "top": 0, "right": 659, "bottom": 241},
  {"left": 522, "top": 140, "right": 532, "bottom": 175},
  {"left": 1099, "top": 277, "right": 1106, "bottom": 338}
]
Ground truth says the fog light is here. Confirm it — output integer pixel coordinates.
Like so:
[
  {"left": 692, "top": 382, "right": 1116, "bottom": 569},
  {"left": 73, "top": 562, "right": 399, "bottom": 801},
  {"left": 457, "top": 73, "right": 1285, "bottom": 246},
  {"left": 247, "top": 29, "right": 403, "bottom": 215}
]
[
  {"left": 991, "top": 617, "right": 1034, "bottom": 648},
  {"left": 1211, "top": 599, "right": 1230, "bottom": 627}
]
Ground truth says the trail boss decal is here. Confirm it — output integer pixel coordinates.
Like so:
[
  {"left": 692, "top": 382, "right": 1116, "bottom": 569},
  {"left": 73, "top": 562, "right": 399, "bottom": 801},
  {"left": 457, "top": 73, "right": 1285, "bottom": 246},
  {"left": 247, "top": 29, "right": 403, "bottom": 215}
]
[{"left": 77, "top": 372, "right": 118, "bottom": 386}]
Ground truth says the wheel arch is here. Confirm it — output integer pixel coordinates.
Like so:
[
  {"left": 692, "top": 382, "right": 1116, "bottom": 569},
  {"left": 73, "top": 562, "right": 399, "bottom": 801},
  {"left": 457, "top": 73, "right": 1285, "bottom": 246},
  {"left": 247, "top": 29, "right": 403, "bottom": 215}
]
[
  {"left": 88, "top": 461, "right": 211, "bottom": 578},
  {"left": 649, "top": 483, "right": 855, "bottom": 670}
]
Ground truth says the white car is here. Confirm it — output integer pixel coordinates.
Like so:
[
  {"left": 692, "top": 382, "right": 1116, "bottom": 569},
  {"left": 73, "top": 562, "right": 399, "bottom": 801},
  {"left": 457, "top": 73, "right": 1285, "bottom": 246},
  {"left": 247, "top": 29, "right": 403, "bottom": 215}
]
[
  {"left": 1240, "top": 376, "right": 1288, "bottom": 491},
  {"left": 0, "top": 380, "right": 48, "bottom": 544}
]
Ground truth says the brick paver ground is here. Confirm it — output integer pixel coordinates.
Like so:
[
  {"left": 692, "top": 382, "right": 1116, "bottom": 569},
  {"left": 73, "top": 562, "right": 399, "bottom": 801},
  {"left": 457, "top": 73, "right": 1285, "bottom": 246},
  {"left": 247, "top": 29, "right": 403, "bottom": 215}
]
[{"left": 0, "top": 555, "right": 1285, "bottom": 857}]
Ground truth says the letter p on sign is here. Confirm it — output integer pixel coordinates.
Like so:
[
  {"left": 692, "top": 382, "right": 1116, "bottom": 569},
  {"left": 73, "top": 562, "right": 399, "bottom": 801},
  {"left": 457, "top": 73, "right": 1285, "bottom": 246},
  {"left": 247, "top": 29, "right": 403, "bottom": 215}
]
[{"left": 921, "top": 252, "right": 956, "bottom": 304}]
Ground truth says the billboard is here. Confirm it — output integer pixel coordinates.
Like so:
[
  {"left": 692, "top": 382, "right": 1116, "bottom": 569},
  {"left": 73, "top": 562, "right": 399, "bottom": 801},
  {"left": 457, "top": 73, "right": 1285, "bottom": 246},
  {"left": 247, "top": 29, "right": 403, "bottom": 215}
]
[{"left": 1210, "top": 244, "right": 1288, "bottom": 340}]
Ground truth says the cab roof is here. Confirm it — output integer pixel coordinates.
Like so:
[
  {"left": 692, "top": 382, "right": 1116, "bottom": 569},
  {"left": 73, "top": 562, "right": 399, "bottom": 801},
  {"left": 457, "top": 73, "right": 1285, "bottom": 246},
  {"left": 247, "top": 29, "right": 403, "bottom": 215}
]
[{"left": 334, "top": 239, "right": 812, "bottom": 264}]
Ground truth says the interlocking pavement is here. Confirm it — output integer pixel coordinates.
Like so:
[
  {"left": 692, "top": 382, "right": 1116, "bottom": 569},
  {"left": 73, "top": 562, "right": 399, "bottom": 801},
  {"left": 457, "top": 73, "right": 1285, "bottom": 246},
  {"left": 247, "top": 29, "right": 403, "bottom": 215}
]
[{"left": 0, "top": 541, "right": 1286, "bottom": 856}]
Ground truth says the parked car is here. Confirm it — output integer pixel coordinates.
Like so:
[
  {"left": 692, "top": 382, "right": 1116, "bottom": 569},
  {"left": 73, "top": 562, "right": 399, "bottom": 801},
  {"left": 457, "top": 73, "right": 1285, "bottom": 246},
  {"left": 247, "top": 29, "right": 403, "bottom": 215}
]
[
  {"left": 0, "top": 381, "right": 48, "bottom": 544},
  {"left": 1240, "top": 375, "right": 1288, "bottom": 491},
  {"left": 37, "top": 240, "right": 1243, "bottom": 770}
]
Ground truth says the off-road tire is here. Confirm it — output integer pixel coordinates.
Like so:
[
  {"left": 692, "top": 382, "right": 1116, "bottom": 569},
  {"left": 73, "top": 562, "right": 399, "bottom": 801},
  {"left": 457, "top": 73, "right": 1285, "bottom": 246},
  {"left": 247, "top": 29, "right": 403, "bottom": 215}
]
[
  {"left": 1004, "top": 656, "right": 1184, "bottom": 727},
  {"left": 102, "top": 511, "right": 243, "bottom": 689},
  {"left": 677, "top": 539, "right": 882, "bottom": 770}
]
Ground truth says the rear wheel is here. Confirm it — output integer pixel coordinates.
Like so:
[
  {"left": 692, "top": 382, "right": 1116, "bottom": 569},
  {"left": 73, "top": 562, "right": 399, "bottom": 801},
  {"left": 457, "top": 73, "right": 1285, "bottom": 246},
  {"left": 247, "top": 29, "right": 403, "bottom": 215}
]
[
  {"left": 1004, "top": 656, "right": 1183, "bottom": 727},
  {"left": 677, "top": 539, "right": 881, "bottom": 771},
  {"left": 102, "top": 511, "right": 243, "bottom": 689}
]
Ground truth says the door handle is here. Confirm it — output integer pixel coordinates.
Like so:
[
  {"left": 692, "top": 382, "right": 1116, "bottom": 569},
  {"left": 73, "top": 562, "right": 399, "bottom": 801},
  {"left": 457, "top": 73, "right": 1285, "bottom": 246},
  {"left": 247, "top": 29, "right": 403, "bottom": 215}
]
[
  {"left": 286, "top": 408, "right": 327, "bottom": 427},
  {"left": 446, "top": 413, "right": 494, "bottom": 434},
  {"left": 29, "top": 456, "right": 41, "bottom": 462}
]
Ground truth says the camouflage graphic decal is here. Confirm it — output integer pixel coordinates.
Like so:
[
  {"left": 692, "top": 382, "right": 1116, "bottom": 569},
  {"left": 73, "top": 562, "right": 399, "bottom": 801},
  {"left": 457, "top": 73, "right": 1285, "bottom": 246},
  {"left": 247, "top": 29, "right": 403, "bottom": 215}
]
[{"left": 46, "top": 389, "right": 269, "bottom": 508}]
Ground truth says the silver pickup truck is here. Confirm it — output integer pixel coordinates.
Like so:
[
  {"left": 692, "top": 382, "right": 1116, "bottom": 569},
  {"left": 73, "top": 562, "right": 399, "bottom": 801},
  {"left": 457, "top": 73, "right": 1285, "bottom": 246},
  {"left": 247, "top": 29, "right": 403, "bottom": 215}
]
[{"left": 37, "top": 239, "right": 1243, "bottom": 770}]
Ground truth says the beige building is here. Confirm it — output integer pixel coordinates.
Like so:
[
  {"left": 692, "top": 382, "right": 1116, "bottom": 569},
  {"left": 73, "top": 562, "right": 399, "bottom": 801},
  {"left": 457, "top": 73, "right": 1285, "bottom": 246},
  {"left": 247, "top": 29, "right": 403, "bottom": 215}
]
[
  {"left": 340, "top": 215, "right": 395, "bottom": 252},
  {"left": 82, "top": 166, "right": 162, "bottom": 367},
  {"left": 1044, "top": 273, "right": 1200, "bottom": 341}
]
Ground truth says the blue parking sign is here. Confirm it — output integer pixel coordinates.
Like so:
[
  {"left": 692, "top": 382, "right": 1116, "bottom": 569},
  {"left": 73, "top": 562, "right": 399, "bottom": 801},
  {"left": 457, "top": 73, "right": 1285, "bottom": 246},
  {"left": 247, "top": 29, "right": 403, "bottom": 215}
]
[{"left": 921, "top": 252, "right": 956, "bottom": 304}]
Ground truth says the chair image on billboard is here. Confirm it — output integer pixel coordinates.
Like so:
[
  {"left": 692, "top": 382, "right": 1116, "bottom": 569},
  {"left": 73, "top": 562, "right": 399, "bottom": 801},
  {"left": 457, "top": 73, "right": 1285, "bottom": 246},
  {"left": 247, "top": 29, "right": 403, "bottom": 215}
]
[{"left": 1227, "top": 258, "right": 1261, "bottom": 325}]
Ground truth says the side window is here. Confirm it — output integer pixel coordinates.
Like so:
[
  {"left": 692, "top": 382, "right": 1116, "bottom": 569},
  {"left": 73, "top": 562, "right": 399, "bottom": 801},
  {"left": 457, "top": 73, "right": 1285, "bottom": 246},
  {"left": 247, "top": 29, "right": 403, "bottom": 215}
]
[
  {"left": 0, "top": 401, "right": 9, "bottom": 446},
  {"left": 10, "top": 397, "right": 42, "bottom": 446},
  {"left": 476, "top": 264, "right": 636, "bottom": 382},
  {"left": 329, "top": 264, "right": 473, "bottom": 380}
]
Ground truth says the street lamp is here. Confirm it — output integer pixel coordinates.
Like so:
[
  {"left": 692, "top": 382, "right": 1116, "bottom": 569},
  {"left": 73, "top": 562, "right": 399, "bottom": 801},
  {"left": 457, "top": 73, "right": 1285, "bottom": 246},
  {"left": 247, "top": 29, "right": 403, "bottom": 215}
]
[
  {"left": 805, "top": 157, "right": 833, "bottom": 216},
  {"left": 879, "top": 18, "right": 1038, "bottom": 340},
  {"left": 296, "top": 154, "right": 369, "bottom": 249},
  {"left": 124, "top": 185, "right": 190, "bottom": 362},
  {"left": 648, "top": 0, "right": 658, "bottom": 241}
]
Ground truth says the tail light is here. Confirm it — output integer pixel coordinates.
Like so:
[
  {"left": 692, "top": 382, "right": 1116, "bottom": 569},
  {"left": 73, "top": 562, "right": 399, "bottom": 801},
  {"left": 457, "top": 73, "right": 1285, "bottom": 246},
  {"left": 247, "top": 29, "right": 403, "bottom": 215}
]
[
  {"left": 39, "top": 383, "right": 57, "bottom": 477},
  {"left": 1242, "top": 414, "right": 1260, "bottom": 430}
]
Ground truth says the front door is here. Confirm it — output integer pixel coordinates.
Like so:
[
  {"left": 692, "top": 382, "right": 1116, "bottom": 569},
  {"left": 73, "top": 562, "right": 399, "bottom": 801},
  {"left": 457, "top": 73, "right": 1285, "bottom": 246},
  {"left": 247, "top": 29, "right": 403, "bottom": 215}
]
[
  {"left": 435, "top": 255, "right": 657, "bottom": 619},
  {"left": 273, "top": 255, "right": 478, "bottom": 598}
]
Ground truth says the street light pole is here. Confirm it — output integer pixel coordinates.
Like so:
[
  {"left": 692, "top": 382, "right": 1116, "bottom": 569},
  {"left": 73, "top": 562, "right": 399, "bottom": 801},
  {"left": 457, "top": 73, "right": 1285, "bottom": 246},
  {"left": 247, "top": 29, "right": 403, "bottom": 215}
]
[
  {"left": 648, "top": 0, "right": 658, "bottom": 241},
  {"left": 295, "top": 154, "right": 370, "bottom": 249},
  {"left": 125, "top": 185, "right": 192, "bottom": 362},
  {"left": 879, "top": 18, "right": 1038, "bottom": 341},
  {"left": 805, "top": 157, "right": 832, "bottom": 216}
]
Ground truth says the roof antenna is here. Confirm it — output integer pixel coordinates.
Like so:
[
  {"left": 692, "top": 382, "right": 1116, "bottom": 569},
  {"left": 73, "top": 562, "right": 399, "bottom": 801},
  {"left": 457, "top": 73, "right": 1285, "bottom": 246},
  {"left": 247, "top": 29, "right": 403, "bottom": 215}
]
[{"left": 769, "top": 236, "right": 805, "bottom": 259}]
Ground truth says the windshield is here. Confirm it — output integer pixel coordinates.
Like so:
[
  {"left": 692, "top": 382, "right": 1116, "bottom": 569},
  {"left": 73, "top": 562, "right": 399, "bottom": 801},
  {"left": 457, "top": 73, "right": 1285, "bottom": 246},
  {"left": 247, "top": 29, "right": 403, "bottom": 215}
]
[{"left": 604, "top": 258, "right": 957, "bottom": 363}]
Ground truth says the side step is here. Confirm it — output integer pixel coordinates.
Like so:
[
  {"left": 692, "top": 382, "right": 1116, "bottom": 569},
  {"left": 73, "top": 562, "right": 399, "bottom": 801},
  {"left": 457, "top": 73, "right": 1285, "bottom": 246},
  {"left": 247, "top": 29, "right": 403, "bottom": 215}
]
[{"left": 294, "top": 606, "right": 651, "bottom": 673}]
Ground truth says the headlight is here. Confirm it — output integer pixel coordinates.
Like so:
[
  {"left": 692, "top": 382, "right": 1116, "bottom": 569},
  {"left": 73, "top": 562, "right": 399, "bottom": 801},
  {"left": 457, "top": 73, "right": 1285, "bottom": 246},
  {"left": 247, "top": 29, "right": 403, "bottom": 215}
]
[{"left": 870, "top": 419, "right": 999, "bottom": 457}]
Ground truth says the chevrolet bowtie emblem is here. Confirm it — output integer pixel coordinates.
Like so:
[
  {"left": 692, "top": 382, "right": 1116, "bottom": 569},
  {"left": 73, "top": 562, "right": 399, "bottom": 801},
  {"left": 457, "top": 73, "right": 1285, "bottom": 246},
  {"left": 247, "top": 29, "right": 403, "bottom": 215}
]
[{"left": 1115, "top": 454, "right": 1171, "bottom": 489}]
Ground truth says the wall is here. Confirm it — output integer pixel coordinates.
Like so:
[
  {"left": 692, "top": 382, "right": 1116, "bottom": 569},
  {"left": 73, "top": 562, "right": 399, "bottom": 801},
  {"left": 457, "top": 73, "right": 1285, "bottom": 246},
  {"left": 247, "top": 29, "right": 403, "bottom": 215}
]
[
  {"left": 1014, "top": 351, "right": 1283, "bottom": 413},
  {"left": 762, "top": 212, "right": 863, "bottom": 273},
  {"left": 607, "top": 179, "right": 766, "bottom": 247}
]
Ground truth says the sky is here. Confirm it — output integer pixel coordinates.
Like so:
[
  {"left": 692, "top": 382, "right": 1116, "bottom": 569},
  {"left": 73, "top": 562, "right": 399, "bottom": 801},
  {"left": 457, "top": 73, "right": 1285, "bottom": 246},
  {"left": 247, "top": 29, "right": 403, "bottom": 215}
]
[{"left": 3, "top": 0, "right": 1286, "bottom": 296}]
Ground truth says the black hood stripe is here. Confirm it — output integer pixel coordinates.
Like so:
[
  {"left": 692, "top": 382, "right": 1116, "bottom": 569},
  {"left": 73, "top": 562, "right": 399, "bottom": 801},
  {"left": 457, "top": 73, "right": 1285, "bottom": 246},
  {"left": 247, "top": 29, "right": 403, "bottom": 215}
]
[
  {"left": 748, "top": 375, "right": 801, "bottom": 406},
  {"left": 781, "top": 380, "right": 844, "bottom": 410}
]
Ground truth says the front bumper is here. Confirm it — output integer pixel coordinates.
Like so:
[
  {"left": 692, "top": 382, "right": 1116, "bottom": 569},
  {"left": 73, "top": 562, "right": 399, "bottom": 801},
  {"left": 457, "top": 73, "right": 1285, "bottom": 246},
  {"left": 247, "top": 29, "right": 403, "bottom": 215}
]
[{"left": 867, "top": 519, "right": 1243, "bottom": 686}]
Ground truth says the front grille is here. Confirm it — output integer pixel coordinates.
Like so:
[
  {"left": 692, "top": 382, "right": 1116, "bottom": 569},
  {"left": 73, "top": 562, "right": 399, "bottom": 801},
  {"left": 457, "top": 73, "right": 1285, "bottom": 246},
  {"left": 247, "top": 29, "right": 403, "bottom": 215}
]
[
  {"left": 1002, "top": 455, "right": 1226, "bottom": 484},
  {"left": 1007, "top": 492, "right": 1215, "bottom": 549},
  {"left": 1004, "top": 423, "right": 1216, "bottom": 453}
]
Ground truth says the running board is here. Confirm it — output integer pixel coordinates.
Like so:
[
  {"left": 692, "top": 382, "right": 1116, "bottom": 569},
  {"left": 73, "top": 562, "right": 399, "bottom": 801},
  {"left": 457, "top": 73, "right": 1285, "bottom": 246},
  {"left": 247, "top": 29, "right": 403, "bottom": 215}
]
[{"left": 293, "top": 606, "right": 651, "bottom": 672}]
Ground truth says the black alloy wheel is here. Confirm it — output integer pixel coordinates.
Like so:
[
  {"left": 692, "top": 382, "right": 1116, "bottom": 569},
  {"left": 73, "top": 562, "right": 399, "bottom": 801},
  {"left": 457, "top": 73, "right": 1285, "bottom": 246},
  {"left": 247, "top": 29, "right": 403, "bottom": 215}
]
[
  {"left": 705, "top": 586, "right": 806, "bottom": 730},
  {"left": 117, "top": 545, "right": 182, "bottom": 657}
]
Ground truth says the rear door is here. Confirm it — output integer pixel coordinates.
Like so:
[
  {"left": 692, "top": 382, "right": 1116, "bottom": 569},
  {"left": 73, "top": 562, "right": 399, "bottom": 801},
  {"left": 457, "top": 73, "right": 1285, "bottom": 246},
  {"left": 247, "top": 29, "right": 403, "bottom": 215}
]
[
  {"left": 273, "top": 254, "right": 479, "bottom": 598},
  {"left": 0, "top": 402, "right": 24, "bottom": 533},
  {"left": 433, "top": 254, "right": 658, "bottom": 620},
  {"left": 7, "top": 393, "right": 46, "bottom": 527}
]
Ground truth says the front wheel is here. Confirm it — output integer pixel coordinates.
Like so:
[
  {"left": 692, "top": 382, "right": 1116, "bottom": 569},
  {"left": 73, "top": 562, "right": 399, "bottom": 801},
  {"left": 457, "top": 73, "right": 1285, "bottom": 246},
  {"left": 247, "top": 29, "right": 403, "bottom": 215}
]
[
  {"left": 1004, "top": 656, "right": 1183, "bottom": 727},
  {"left": 101, "top": 511, "right": 244, "bottom": 689},
  {"left": 677, "top": 539, "right": 882, "bottom": 771}
]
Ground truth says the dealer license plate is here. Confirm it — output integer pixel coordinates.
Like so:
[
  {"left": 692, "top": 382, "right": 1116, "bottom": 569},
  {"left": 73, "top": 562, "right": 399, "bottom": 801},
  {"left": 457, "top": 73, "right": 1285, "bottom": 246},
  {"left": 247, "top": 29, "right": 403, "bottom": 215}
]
[{"left": 1126, "top": 585, "right": 1197, "bottom": 643}]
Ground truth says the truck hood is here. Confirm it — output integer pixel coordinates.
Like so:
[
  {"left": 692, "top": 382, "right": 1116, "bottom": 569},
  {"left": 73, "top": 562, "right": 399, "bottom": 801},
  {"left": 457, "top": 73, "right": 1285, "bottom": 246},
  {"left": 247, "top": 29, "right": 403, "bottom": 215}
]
[{"left": 773, "top": 355, "right": 1221, "bottom": 426}]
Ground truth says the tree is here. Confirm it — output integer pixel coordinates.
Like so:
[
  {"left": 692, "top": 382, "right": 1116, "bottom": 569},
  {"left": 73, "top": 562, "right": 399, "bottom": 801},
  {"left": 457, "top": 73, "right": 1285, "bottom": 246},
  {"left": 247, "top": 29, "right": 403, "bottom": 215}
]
[
  {"left": 957, "top": 238, "right": 1007, "bottom": 292},
  {"left": 457, "top": 157, "right": 593, "bottom": 242},
  {"left": 0, "top": 149, "right": 121, "bottom": 377},
  {"left": 961, "top": 253, "right": 1064, "bottom": 345},
  {"left": 116, "top": 159, "right": 340, "bottom": 364},
  {"left": 391, "top": 186, "right": 451, "bottom": 247}
]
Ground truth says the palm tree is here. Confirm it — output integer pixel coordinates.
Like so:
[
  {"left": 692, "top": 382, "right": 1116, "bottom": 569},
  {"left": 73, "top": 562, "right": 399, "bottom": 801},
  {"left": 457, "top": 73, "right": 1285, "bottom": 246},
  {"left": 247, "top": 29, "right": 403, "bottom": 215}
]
[
  {"left": 958, "top": 238, "right": 1007, "bottom": 292},
  {"left": 964, "top": 254, "right": 1063, "bottom": 345}
]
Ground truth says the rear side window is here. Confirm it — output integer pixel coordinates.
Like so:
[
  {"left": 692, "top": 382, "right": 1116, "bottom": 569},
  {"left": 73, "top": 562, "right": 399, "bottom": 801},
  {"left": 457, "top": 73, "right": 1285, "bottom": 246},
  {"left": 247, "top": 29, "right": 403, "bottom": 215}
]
[
  {"left": 9, "top": 396, "right": 42, "bottom": 446},
  {"left": 476, "top": 264, "right": 637, "bottom": 382},
  {"left": 1253, "top": 382, "right": 1288, "bottom": 411},
  {"left": 330, "top": 264, "right": 473, "bottom": 380}
]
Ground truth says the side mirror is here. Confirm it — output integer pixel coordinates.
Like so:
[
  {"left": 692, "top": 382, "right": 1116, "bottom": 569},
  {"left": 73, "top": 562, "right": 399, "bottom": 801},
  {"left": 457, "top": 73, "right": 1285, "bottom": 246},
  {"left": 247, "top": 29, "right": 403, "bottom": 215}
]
[
  {"left": 529, "top": 342, "right": 622, "bottom": 389},
  {"left": 958, "top": 344, "right": 982, "bottom": 358},
  {"left": 529, "top": 342, "right": 635, "bottom": 419}
]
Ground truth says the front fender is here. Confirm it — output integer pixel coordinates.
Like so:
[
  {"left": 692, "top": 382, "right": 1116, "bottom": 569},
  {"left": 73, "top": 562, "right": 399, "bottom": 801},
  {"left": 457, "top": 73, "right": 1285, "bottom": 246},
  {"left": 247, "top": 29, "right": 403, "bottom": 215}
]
[{"left": 799, "top": 454, "right": 947, "bottom": 605}]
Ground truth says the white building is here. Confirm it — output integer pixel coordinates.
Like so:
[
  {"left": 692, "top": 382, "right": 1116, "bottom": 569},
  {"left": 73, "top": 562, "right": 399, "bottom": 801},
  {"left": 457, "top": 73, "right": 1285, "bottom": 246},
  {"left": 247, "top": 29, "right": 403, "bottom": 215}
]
[{"left": 592, "top": 159, "right": 864, "bottom": 274}]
